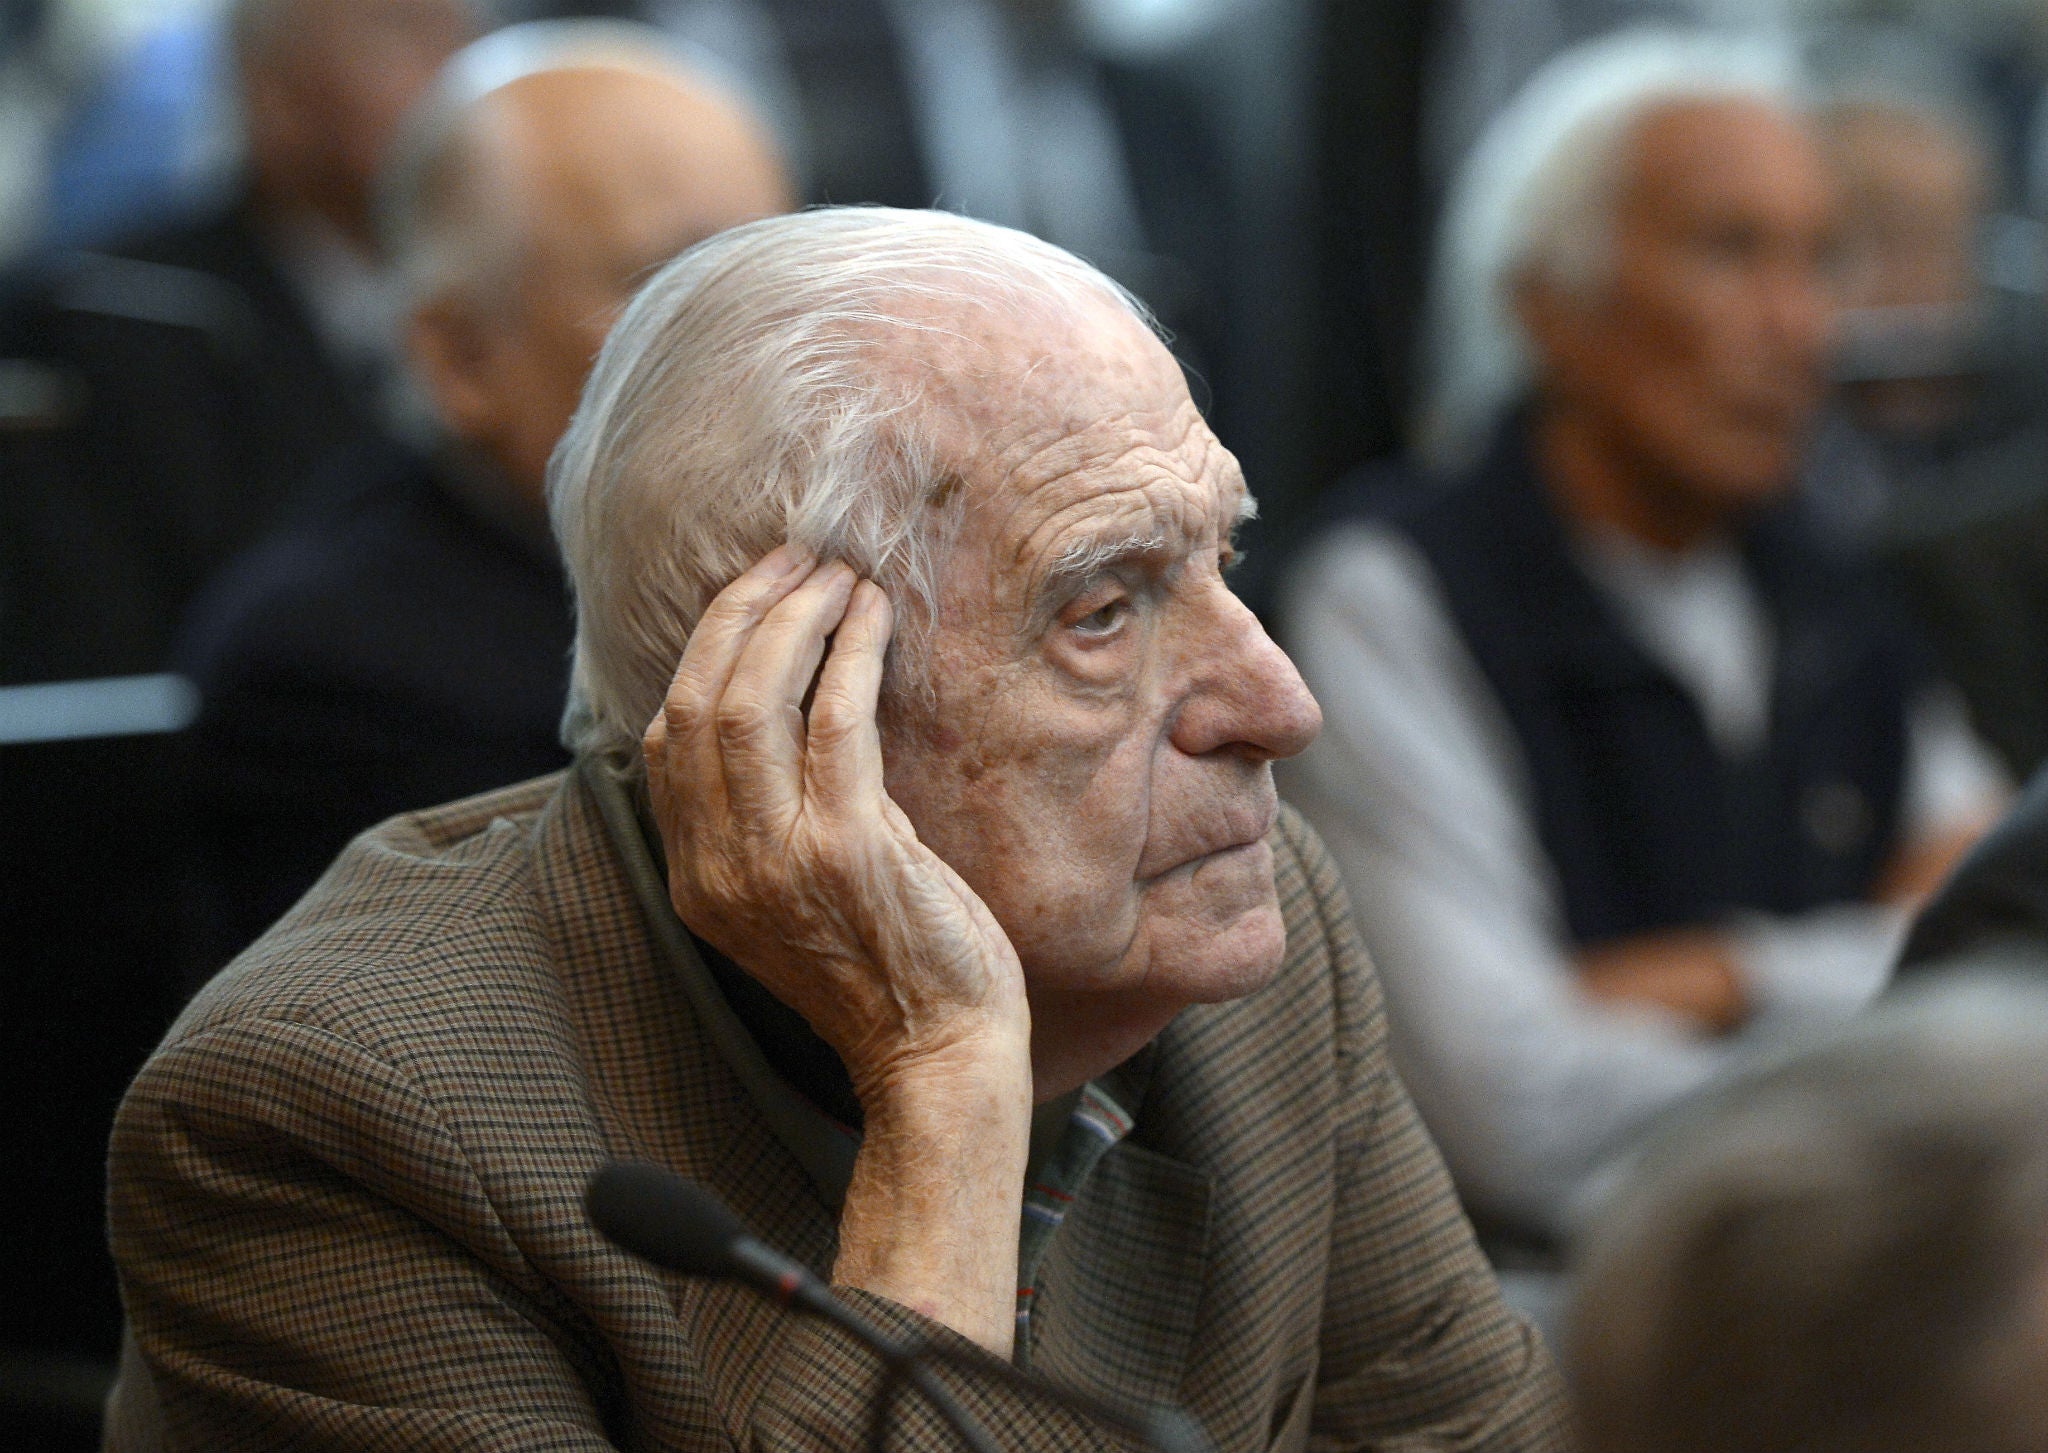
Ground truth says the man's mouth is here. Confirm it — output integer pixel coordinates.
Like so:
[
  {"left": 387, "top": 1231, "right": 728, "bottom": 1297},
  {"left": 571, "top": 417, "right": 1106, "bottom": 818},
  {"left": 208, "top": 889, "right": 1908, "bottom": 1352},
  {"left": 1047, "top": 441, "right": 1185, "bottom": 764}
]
[{"left": 1142, "top": 795, "right": 1280, "bottom": 879}]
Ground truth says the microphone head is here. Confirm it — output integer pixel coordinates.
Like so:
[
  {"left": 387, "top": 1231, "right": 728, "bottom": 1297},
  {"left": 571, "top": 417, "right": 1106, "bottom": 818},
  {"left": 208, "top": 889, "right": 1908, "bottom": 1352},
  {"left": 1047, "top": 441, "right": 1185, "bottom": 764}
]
[{"left": 586, "top": 1160, "right": 747, "bottom": 1279}]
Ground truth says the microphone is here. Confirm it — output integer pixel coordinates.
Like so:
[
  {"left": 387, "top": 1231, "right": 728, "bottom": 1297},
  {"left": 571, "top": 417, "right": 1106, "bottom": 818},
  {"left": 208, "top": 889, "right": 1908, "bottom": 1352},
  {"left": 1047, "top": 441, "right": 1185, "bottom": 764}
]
[
  {"left": 585, "top": 1162, "right": 1209, "bottom": 1453},
  {"left": 588, "top": 1160, "right": 1002, "bottom": 1453},
  {"left": 586, "top": 1161, "right": 842, "bottom": 1320}
]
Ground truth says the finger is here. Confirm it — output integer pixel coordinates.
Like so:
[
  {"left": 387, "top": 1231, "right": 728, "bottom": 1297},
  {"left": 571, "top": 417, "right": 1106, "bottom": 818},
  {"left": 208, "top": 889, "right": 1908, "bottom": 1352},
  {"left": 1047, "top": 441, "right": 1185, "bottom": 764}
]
[
  {"left": 660, "top": 543, "right": 820, "bottom": 729},
  {"left": 804, "top": 580, "right": 895, "bottom": 813},
  {"left": 717, "top": 562, "right": 860, "bottom": 833},
  {"left": 646, "top": 543, "right": 818, "bottom": 790}
]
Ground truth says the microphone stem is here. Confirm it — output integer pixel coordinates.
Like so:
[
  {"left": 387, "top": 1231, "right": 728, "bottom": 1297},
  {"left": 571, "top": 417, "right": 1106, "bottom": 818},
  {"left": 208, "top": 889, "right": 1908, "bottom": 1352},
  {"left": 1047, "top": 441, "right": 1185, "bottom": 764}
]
[
  {"left": 907, "top": 1341, "right": 1210, "bottom": 1453},
  {"left": 797, "top": 1287, "right": 1007, "bottom": 1453}
]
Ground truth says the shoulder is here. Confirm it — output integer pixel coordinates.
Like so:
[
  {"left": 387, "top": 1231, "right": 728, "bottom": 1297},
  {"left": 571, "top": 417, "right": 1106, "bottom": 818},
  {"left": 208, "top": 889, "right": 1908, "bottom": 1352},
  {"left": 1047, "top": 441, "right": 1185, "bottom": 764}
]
[
  {"left": 1281, "top": 445, "right": 1500, "bottom": 654},
  {"left": 171, "top": 773, "right": 578, "bottom": 1056},
  {"left": 1283, "top": 517, "right": 1451, "bottom": 637},
  {"left": 114, "top": 770, "right": 621, "bottom": 1256},
  {"left": 173, "top": 448, "right": 454, "bottom": 678}
]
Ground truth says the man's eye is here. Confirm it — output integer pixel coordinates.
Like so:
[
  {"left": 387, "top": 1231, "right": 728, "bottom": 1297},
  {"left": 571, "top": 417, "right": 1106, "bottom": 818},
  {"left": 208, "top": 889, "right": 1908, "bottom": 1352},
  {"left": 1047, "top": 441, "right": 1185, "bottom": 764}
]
[{"left": 1071, "top": 598, "right": 1131, "bottom": 636}]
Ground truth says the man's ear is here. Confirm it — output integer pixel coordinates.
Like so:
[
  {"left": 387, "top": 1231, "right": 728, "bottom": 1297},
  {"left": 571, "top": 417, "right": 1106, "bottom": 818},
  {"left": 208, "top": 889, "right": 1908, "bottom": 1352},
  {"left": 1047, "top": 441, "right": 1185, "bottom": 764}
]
[{"left": 407, "top": 298, "right": 502, "bottom": 444}]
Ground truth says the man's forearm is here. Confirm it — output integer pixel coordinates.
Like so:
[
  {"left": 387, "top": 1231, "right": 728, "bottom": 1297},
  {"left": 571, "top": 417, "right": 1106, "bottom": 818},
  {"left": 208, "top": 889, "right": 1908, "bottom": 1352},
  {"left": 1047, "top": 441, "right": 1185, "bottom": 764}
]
[
  {"left": 832, "top": 1035, "right": 1033, "bottom": 1357},
  {"left": 1576, "top": 928, "right": 1750, "bottom": 1034}
]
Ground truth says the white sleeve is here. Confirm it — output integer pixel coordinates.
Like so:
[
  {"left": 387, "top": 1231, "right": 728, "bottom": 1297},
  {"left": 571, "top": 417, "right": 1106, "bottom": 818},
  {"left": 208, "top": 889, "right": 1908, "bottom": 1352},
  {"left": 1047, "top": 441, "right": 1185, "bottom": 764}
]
[
  {"left": 1725, "top": 903, "right": 1905, "bottom": 1035},
  {"left": 1901, "top": 685, "right": 2012, "bottom": 843},
  {"left": 1277, "top": 525, "right": 1738, "bottom": 1240}
]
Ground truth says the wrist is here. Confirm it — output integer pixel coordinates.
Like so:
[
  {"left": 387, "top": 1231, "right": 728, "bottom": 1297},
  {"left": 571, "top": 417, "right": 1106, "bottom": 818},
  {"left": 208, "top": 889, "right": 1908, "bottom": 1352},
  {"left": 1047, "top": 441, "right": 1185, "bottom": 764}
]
[
  {"left": 850, "top": 1014, "right": 1033, "bottom": 1125},
  {"left": 834, "top": 1032, "right": 1032, "bottom": 1356}
]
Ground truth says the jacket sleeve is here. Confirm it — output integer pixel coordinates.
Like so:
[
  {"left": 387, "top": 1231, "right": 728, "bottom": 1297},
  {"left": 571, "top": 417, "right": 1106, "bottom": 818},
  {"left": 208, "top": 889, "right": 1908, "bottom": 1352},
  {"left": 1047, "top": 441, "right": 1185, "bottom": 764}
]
[
  {"left": 1276, "top": 813, "right": 1578, "bottom": 1453},
  {"left": 107, "top": 1014, "right": 1131, "bottom": 1453},
  {"left": 107, "top": 1017, "right": 624, "bottom": 1451}
]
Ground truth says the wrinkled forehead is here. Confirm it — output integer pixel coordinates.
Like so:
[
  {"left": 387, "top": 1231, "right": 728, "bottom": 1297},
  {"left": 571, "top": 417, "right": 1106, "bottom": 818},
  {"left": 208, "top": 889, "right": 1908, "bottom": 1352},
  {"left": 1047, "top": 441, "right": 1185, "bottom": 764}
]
[
  {"left": 862, "top": 285, "right": 1177, "bottom": 452},
  {"left": 872, "top": 286, "right": 1247, "bottom": 597}
]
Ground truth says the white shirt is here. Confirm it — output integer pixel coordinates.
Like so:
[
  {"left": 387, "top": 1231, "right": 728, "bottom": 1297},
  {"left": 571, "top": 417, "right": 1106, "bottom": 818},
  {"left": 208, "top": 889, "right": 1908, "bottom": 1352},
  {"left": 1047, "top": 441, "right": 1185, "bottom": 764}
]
[{"left": 1277, "top": 521, "right": 2008, "bottom": 1240}]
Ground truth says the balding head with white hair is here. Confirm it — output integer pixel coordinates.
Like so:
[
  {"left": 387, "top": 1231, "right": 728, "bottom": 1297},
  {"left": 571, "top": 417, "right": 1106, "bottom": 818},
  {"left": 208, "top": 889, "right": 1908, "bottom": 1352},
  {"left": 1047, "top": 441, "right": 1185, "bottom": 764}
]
[
  {"left": 1420, "top": 27, "right": 1808, "bottom": 468},
  {"left": 382, "top": 21, "right": 790, "bottom": 522},
  {"left": 549, "top": 207, "right": 1160, "bottom": 761}
]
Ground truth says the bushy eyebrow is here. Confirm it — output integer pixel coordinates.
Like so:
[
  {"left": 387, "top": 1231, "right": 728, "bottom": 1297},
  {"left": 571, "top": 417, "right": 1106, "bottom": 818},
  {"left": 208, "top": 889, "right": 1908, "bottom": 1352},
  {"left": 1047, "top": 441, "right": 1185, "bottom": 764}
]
[
  {"left": 1044, "top": 530, "right": 1171, "bottom": 593},
  {"left": 1026, "top": 486, "right": 1260, "bottom": 633},
  {"left": 1041, "top": 487, "right": 1258, "bottom": 588}
]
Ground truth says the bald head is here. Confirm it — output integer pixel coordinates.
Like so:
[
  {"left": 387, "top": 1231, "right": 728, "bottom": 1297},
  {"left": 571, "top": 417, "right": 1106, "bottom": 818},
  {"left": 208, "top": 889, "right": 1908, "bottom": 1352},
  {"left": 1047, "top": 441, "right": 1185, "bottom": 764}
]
[
  {"left": 485, "top": 65, "right": 789, "bottom": 299},
  {"left": 393, "top": 31, "right": 791, "bottom": 514}
]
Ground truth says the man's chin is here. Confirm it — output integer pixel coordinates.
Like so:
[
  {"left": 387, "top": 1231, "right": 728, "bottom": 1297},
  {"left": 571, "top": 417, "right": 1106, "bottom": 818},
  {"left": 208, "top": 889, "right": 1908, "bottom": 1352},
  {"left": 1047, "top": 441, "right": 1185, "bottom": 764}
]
[
  {"left": 1179, "top": 904, "right": 1290, "bottom": 1004},
  {"left": 1144, "top": 869, "right": 1291, "bottom": 1006}
]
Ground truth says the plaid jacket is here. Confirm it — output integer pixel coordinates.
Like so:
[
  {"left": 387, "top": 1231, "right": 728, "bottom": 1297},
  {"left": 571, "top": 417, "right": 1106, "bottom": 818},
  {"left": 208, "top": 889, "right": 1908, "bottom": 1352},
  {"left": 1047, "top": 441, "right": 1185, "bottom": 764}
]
[{"left": 105, "top": 766, "right": 1572, "bottom": 1452}]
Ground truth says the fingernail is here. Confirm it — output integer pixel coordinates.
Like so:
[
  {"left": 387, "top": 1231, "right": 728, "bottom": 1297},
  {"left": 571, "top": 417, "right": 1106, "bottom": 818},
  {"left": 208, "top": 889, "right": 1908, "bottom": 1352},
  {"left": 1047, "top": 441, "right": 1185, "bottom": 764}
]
[{"left": 762, "top": 542, "right": 813, "bottom": 577}]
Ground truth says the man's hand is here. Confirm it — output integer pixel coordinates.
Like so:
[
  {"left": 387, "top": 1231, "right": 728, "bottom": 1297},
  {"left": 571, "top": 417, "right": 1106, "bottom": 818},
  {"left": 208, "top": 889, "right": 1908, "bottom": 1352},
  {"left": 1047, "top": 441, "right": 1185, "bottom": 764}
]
[
  {"left": 643, "top": 545, "right": 1033, "bottom": 1354},
  {"left": 1874, "top": 818, "right": 1994, "bottom": 909},
  {"left": 1576, "top": 929, "right": 1750, "bottom": 1036}
]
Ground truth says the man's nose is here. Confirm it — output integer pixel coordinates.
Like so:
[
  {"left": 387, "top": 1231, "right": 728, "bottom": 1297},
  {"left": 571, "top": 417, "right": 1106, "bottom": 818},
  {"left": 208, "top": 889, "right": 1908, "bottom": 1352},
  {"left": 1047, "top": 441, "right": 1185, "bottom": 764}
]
[{"left": 1170, "top": 589, "right": 1322, "bottom": 762}]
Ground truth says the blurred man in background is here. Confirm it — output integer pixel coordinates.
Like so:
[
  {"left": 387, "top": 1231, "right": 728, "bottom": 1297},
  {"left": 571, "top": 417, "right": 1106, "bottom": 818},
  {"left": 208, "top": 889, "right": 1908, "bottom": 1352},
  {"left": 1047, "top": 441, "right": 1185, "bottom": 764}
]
[
  {"left": 173, "top": 20, "right": 792, "bottom": 974},
  {"left": 1568, "top": 971, "right": 2048, "bottom": 1453},
  {"left": 1279, "top": 29, "right": 2007, "bottom": 1273},
  {"left": 0, "top": 0, "right": 480, "bottom": 684},
  {"left": 1801, "top": 38, "right": 2048, "bottom": 781}
]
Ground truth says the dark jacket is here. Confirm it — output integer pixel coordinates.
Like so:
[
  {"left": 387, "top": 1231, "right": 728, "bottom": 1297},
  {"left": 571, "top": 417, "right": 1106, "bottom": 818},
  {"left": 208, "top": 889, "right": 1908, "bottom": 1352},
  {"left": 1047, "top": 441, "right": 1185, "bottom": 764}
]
[
  {"left": 174, "top": 442, "right": 574, "bottom": 975},
  {"left": 1327, "top": 419, "right": 1927, "bottom": 947}
]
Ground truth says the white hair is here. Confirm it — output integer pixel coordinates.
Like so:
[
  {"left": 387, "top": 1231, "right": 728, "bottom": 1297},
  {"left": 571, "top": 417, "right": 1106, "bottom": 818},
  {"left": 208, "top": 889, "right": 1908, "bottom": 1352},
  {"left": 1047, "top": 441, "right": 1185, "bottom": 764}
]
[
  {"left": 548, "top": 206, "right": 1155, "bottom": 763},
  {"left": 1418, "top": 27, "right": 1804, "bottom": 468},
  {"left": 378, "top": 19, "right": 732, "bottom": 310}
]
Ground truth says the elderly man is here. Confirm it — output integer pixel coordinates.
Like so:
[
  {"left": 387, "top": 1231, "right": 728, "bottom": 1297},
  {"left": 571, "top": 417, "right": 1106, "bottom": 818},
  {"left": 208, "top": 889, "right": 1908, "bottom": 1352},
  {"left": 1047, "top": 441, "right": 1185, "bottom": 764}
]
[
  {"left": 1568, "top": 969, "right": 2048, "bottom": 1453},
  {"left": 172, "top": 22, "right": 791, "bottom": 972},
  {"left": 1807, "top": 68, "right": 2048, "bottom": 781},
  {"left": 104, "top": 210, "right": 1570, "bottom": 1449},
  {"left": 1279, "top": 29, "right": 2009, "bottom": 1257},
  {"left": 0, "top": 0, "right": 480, "bottom": 682}
]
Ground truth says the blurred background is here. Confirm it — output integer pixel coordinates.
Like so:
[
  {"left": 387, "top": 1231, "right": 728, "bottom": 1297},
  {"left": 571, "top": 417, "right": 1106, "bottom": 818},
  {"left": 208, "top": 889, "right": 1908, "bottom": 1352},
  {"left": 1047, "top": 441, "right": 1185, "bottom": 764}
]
[{"left": 11, "top": 0, "right": 2048, "bottom": 1447}]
